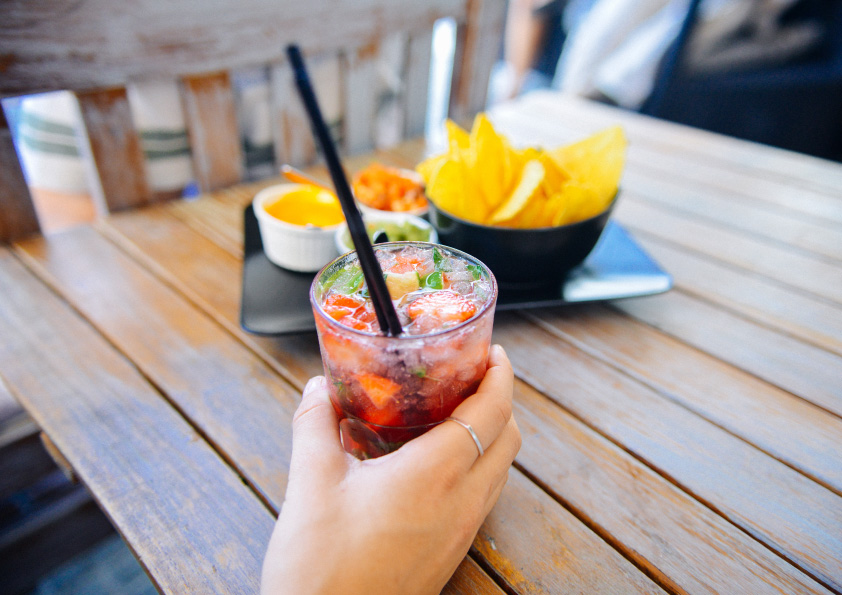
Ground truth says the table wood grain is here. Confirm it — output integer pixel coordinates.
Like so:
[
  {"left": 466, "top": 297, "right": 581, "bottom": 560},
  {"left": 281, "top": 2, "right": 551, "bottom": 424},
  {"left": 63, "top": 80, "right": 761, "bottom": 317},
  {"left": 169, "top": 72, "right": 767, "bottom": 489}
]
[{"left": 1, "top": 91, "right": 840, "bottom": 594}]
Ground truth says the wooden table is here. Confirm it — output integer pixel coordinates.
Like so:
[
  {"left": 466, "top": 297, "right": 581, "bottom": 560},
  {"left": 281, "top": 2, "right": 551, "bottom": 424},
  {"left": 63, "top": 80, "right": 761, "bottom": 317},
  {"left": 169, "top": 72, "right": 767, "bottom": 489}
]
[{"left": 2, "top": 91, "right": 841, "bottom": 594}]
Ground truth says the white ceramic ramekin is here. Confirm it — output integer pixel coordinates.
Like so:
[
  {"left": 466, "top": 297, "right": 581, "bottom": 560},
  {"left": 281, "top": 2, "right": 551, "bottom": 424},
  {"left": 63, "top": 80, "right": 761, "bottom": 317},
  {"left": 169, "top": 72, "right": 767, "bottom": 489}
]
[{"left": 253, "top": 183, "right": 342, "bottom": 272}]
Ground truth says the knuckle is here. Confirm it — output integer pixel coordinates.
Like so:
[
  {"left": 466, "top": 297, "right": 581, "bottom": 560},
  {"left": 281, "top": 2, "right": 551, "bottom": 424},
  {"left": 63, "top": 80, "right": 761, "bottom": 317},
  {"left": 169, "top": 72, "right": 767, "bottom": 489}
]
[
  {"left": 292, "top": 400, "right": 332, "bottom": 430},
  {"left": 438, "top": 461, "right": 464, "bottom": 492},
  {"left": 510, "top": 418, "right": 523, "bottom": 457},
  {"left": 494, "top": 399, "right": 512, "bottom": 430}
]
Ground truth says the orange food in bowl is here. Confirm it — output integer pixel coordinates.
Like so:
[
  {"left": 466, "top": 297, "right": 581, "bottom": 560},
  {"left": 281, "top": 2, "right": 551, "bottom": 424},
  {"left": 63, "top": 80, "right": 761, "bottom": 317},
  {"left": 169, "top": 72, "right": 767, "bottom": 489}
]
[
  {"left": 352, "top": 162, "right": 427, "bottom": 213},
  {"left": 263, "top": 185, "right": 344, "bottom": 227}
]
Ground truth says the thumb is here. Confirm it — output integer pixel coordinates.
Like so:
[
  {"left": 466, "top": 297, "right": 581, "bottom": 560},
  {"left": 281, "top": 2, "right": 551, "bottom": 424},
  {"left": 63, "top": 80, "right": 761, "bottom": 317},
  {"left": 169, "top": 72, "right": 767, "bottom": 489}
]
[{"left": 289, "top": 376, "right": 347, "bottom": 476}]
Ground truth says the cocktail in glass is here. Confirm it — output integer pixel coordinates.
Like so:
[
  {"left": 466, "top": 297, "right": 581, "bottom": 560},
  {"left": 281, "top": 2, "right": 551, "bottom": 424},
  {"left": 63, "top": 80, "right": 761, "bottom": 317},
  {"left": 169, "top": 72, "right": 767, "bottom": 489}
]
[{"left": 310, "top": 242, "right": 497, "bottom": 459}]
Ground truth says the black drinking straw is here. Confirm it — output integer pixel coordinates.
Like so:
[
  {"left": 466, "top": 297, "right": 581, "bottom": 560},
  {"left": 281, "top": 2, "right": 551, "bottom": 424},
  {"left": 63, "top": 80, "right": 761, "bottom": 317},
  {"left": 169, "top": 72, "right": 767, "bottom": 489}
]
[{"left": 287, "top": 44, "right": 403, "bottom": 336}]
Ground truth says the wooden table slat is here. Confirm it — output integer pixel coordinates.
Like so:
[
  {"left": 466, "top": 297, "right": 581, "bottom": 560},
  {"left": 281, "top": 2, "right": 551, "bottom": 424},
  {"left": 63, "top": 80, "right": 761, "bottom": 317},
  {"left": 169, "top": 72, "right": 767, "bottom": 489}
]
[
  {"left": 631, "top": 232, "right": 842, "bottom": 357},
  {"left": 524, "top": 305, "right": 842, "bottom": 494},
  {"left": 512, "top": 379, "right": 833, "bottom": 595},
  {"left": 612, "top": 291, "right": 842, "bottom": 418},
  {"left": 495, "top": 314, "right": 842, "bottom": 592},
  {"left": 621, "top": 170, "right": 842, "bottom": 264},
  {"left": 15, "top": 228, "right": 303, "bottom": 509},
  {"left": 0, "top": 249, "right": 273, "bottom": 594},
  {"left": 616, "top": 198, "right": 842, "bottom": 306}
]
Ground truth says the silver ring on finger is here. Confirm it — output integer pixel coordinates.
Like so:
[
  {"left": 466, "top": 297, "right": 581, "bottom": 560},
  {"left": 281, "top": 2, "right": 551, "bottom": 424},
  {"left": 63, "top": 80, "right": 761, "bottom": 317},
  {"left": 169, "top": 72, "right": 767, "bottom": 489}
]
[{"left": 445, "top": 416, "right": 484, "bottom": 457}]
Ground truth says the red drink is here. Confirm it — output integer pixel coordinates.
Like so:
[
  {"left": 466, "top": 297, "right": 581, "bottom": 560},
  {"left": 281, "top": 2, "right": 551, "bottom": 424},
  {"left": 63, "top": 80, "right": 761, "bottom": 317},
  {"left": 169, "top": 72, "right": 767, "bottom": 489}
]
[{"left": 311, "top": 242, "right": 497, "bottom": 459}]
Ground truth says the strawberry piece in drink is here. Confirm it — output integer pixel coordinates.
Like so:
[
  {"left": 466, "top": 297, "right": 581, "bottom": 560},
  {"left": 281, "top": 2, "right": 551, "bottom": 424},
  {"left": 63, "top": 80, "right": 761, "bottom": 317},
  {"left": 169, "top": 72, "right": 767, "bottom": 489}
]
[{"left": 407, "top": 291, "right": 477, "bottom": 323}]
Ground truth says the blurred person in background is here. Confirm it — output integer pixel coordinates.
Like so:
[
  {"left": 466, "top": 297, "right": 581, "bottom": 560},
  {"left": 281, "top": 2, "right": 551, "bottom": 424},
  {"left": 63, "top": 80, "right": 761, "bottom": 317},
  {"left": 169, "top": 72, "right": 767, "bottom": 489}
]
[{"left": 491, "top": 0, "right": 831, "bottom": 111}]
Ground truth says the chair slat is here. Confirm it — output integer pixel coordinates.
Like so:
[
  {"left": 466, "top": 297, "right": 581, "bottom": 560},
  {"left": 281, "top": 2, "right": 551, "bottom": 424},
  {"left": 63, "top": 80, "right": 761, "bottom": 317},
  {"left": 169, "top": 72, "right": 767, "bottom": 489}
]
[
  {"left": 270, "top": 62, "right": 319, "bottom": 168},
  {"left": 344, "top": 42, "right": 381, "bottom": 155},
  {"left": 75, "top": 88, "right": 151, "bottom": 213},
  {"left": 405, "top": 29, "right": 435, "bottom": 139},
  {"left": 180, "top": 72, "right": 244, "bottom": 192},
  {"left": 450, "top": 0, "right": 506, "bottom": 123},
  {"left": 0, "top": 111, "right": 41, "bottom": 242}
]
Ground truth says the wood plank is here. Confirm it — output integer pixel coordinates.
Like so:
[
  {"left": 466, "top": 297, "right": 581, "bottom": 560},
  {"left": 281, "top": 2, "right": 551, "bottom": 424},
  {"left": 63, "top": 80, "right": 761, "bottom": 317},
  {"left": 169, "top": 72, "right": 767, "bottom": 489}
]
[
  {"left": 99, "top": 204, "right": 668, "bottom": 593},
  {"left": 615, "top": 197, "right": 842, "bottom": 306},
  {"left": 0, "top": 0, "right": 466, "bottom": 95},
  {"left": 511, "top": 378, "right": 833, "bottom": 595},
  {"left": 373, "top": 33, "right": 410, "bottom": 149},
  {"left": 442, "top": 558, "right": 506, "bottom": 595},
  {"left": 493, "top": 313, "right": 842, "bottom": 592},
  {"left": 0, "top": 249, "right": 274, "bottom": 593},
  {"left": 269, "top": 61, "right": 318, "bottom": 168},
  {"left": 74, "top": 88, "right": 151, "bottom": 213},
  {"left": 14, "top": 228, "right": 301, "bottom": 507},
  {"left": 612, "top": 288, "right": 842, "bottom": 418},
  {"left": 166, "top": 176, "right": 281, "bottom": 259},
  {"left": 404, "top": 28, "right": 434, "bottom": 139},
  {"left": 344, "top": 41, "right": 381, "bottom": 155},
  {"left": 180, "top": 72, "right": 244, "bottom": 192},
  {"left": 633, "top": 232, "right": 842, "bottom": 357},
  {"left": 523, "top": 304, "right": 842, "bottom": 495},
  {"left": 474, "top": 468, "right": 666, "bottom": 595},
  {"left": 0, "top": 109, "right": 41, "bottom": 243},
  {"left": 448, "top": 0, "right": 505, "bottom": 123},
  {"left": 621, "top": 169, "right": 842, "bottom": 264},
  {"left": 167, "top": 187, "right": 253, "bottom": 258},
  {"left": 98, "top": 206, "right": 324, "bottom": 390}
]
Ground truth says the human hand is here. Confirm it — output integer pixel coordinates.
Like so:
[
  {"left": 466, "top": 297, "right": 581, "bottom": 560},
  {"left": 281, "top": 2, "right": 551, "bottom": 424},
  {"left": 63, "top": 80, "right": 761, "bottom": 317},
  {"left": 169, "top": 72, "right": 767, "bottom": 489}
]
[{"left": 261, "top": 344, "right": 521, "bottom": 595}]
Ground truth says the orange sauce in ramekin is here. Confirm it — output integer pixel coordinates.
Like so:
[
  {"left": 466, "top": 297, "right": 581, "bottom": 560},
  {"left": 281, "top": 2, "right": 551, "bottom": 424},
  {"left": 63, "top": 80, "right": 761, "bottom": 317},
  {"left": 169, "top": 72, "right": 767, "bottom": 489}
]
[{"left": 263, "top": 185, "right": 344, "bottom": 227}]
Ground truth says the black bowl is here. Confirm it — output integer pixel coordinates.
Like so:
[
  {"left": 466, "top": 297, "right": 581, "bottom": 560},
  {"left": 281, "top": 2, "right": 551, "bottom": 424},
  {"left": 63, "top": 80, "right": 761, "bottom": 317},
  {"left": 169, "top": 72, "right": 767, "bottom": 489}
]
[{"left": 427, "top": 194, "right": 618, "bottom": 289}]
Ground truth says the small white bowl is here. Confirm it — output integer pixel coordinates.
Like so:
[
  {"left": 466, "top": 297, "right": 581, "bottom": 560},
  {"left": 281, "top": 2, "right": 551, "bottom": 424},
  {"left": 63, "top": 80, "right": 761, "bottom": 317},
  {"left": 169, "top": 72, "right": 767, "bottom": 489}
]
[
  {"left": 253, "top": 183, "right": 342, "bottom": 272},
  {"left": 335, "top": 211, "right": 437, "bottom": 255}
]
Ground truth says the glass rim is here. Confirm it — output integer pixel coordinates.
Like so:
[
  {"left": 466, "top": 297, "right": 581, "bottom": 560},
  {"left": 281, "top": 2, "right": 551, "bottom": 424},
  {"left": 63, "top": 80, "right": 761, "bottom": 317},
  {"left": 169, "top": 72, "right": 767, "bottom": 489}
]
[{"left": 310, "top": 241, "right": 498, "bottom": 339}]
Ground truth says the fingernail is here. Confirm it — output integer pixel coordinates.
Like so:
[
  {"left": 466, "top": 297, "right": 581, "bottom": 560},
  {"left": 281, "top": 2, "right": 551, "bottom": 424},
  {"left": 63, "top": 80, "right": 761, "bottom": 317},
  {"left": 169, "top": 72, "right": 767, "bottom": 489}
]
[{"left": 303, "top": 376, "right": 327, "bottom": 397}]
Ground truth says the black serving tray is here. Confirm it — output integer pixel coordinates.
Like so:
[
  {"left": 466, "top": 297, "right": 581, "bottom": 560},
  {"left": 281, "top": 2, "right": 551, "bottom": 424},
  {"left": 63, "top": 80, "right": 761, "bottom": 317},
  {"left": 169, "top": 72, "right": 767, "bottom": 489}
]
[{"left": 240, "top": 205, "right": 672, "bottom": 335}]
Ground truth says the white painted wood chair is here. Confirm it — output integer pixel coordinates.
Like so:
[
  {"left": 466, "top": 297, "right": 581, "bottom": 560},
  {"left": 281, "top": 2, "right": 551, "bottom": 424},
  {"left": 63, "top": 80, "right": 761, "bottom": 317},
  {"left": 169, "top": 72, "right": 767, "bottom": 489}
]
[{"left": 0, "top": 0, "right": 505, "bottom": 242}]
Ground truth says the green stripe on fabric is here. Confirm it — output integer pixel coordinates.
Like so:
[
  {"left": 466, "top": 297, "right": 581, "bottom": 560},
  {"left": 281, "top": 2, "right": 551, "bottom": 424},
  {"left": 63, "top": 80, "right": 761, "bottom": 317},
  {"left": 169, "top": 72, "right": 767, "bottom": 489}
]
[
  {"left": 141, "top": 129, "right": 189, "bottom": 142},
  {"left": 21, "top": 112, "right": 76, "bottom": 137},
  {"left": 19, "top": 133, "right": 80, "bottom": 157},
  {"left": 243, "top": 140, "right": 274, "bottom": 167},
  {"left": 144, "top": 147, "right": 192, "bottom": 159}
]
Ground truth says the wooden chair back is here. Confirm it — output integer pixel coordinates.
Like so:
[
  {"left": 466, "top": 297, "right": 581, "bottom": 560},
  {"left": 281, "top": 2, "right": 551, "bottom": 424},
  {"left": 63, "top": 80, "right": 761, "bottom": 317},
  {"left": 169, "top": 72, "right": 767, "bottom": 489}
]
[{"left": 0, "top": 0, "right": 504, "bottom": 242}]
